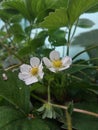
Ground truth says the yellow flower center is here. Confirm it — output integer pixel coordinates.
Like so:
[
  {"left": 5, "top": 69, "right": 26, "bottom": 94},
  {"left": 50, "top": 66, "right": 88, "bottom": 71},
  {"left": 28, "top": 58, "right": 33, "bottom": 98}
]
[
  {"left": 31, "top": 67, "right": 38, "bottom": 75},
  {"left": 52, "top": 60, "right": 62, "bottom": 68}
]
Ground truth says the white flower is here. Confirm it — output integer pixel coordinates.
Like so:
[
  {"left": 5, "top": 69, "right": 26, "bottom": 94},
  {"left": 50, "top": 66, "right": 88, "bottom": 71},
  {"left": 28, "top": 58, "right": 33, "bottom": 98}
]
[
  {"left": 43, "top": 50, "right": 72, "bottom": 72},
  {"left": 18, "top": 57, "right": 44, "bottom": 85}
]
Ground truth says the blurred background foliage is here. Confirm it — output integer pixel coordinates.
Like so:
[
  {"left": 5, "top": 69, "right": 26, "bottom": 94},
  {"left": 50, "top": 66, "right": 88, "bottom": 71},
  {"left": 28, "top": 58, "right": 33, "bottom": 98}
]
[{"left": 0, "top": 0, "right": 98, "bottom": 130}]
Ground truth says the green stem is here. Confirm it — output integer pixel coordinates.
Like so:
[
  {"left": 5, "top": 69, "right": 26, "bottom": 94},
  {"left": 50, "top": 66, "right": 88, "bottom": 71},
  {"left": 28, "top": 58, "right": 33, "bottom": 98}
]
[
  {"left": 71, "top": 75, "right": 82, "bottom": 81},
  {"left": 48, "top": 83, "right": 51, "bottom": 103},
  {"left": 30, "top": 94, "right": 98, "bottom": 118},
  {"left": 72, "top": 64, "right": 98, "bottom": 69},
  {"left": 66, "top": 110, "right": 72, "bottom": 130},
  {"left": 70, "top": 18, "right": 79, "bottom": 41},
  {"left": 66, "top": 27, "right": 72, "bottom": 56},
  {"left": 51, "top": 103, "right": 98, "bottom": 117},
  {"left": 31, "top": 93, "right": 46, "bottom": 103},
  {"left": 79, "top": 57, "right": 98, "bottom": 64},
  {"left": 66, "top": 17, "right": 79, "bottom": 56},
  {"left": 72, "top": 45, "right": 98, "bottom": 60},
  {"left": 79, "top": 70, "right": 94, "bottom": 82}
]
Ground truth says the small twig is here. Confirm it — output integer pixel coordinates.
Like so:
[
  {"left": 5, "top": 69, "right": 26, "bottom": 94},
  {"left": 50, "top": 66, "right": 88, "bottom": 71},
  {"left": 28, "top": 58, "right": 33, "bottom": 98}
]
[{"left": 4, "top": 64, "right": 22, "bottom": 71}]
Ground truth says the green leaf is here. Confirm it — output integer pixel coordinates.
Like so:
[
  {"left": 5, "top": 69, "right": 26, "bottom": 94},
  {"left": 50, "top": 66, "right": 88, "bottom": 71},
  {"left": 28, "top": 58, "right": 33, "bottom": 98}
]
[
  {"left": 31, "top": 0, "right": 45, "bottom": 17},
  {"left": 0, "top": 103, "right": 56, "bottom": 130},
  {"left": 73, "top": 102, "right": 98, "bottom": 130},
  {"left": 68, "top": 0, "right": 98, "bottom": 25},
  {"left": 44, "top": 0, "right": 68, "bottom": 9},
  {"left": 0, "top": 108, "right": 51, "bottom": 130},
  {"left": 40, "top": 8, "right": 68, "bottom": 30},
  {"left": 76, "top": 18, "right": 95, "bottom": 28},
  {"left": 0, "top": 8, "right": 22, "bottom": 23},
  {"left": 45, "top": 119, "right": 61, "bottom": 130},
  {"left": 0, "top": 106, "right": 24, "bottom": 128},
  {"left": 0, "top": 71, "right": 30, "bottom": 114},
  {"left": 86, "top": 4, "right": 98, "bottom": 13},
  {"left": 25, "top": 0, "right": 68, "bottom": 22},
  {"left": 0, "top": 9, "right": 12, "bottom": 22},
  {"left": 18, "top": 31, "right": 46, "bottom": 56},
  {"left": 2, "top": 0, "right": 31, "bottom": 21},
  {"left": 66, "top": 64, "right": 90, "bottom": 74},
  {"left": 72, "top": 30, "right": 98, "bottom": 47},
  {"left": 49, "top": 29, "right": 66, "bottom": 46},
  {"left": 20, "top": 119, "right": 50, "bottom": 130},
  {"left": 25, "top": 0, "right": 45, "bottom": 22},
  {"left": 88, "top": 89, "right": 98, "bottom": 95},
  {"left": 8, "top": 23, "right": 25, "bottom": 42}
]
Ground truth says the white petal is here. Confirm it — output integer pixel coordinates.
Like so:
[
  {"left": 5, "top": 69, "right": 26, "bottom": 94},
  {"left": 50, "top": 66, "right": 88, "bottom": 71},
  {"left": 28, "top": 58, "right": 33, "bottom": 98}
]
[
  {"left": 49, "top": 50, "right": 60, "bottom": 61},
  {"left": 38, "top": 63, "right": 44, "bottom": 79},
  {"left": 43, "top": 57, "right": 52, "bottom": 67},
  {"left": 38, "top": 72, "right": 44, "bottom": 79},
  {"left": 30, "top": 57, "right": 40, "bottom": 67},
  {"left": 62, "top": 56, "right": 72, "bottom": 67},
  {"left": 38, "top": 65, "right": 43, "bottom": 73},
  {"left": 49, "top": 67, "right": 56, "bottom": 73},
  {"left": 59, "top": 66, "right": 70, "bottom": 71},
  {"left": 20, "top": 64, "right": 31, "bottom": 73},
  {"left": 18, "top": 72, "right": 31, "bottom": 80},
  {"left": 38, "top": 62, "right": 43, "bottom": 70},
  {"left": 25, "top": 77, "right": 38, "bottom": 85}
]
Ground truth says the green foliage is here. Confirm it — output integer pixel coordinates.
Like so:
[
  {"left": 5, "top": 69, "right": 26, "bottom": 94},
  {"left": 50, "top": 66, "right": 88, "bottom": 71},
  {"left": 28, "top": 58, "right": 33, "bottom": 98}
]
[
  {"left": 72, "top": 102, "right": 98, "bottom": 130},
  {"left": 40, "top": 8, "right": 68, "bottom": 30},
  {"left": 48, "top": 29, "right": 66, "bottom": 46},
  {"left": 40, "top": 0, "right": 98, "bottom": 29},
  {"left": 0, "top": 71, "right": 30, "bottom": 113},
  {"left": 86, "top": 4, "right": 98, "bottom": 13},
  {"left": 0, "top": 0, "right": 98, "bottom": 129},
  {"left": 67, "top": 0, "right": 98, "bottom": 25},
  {"left": 0, "top": 113, "right": 51, "bottom": 130},
  {"left": 72, "top": 30, "right": 98, "bottom": 46},
  {"left": 0, "top": 71, "right": 61, "bottom": 130},
  {"left": 8, "top": 23, "right": 26, "bottom": 42},
  {"left": 2, "top": 0, "right": 32, "bottom": 21},
  {"left": 18, "top": 30, "right": 47, "bottom": 56},
  {"left": 38, "top": 103, "right": 56, "bottom": 119},
  {"left": 76, "top": 18, "right": 95, "bottom": 28}
]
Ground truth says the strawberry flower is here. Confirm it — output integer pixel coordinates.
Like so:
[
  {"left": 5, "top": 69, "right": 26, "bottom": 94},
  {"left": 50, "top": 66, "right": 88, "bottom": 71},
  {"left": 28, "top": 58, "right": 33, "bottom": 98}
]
[
  {"left": 43, "top": 50, "right": 72, "bottom": 72},
  {"left": 18, "top": 57, "right": 44, "bottom": 85}
]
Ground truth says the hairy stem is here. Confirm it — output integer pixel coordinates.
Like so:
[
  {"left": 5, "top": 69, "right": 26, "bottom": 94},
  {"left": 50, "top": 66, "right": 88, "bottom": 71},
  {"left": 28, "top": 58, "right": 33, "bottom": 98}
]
[
  {"left": 51, "top": 103, "right": 98, "bottom": 118},
  {"left": 31, "top": 93, "right": 46, "bottom": 103},
  {"left": 48, "top": 84, "right": 51, "bottom": 103},
  {"left": 31, "top": 94, "right": 98, "bottom": 118},
  {"left": 70, "top": 18, "right": 79, "bottom": 41},
  {"left": 66, "top": 27, "right": 72, "bottom": 56},
  {"left": 66, "top": 110, "right": 72, "bottom": 130}
]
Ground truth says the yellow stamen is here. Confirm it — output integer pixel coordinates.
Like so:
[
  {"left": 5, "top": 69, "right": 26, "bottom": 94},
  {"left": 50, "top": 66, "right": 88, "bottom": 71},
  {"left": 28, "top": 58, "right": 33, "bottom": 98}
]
[
  {"left": 31, "top": 67, "right": 38, "bottom": 75},
  {"left": 52, "top": 60, "right": 62, "bottom": 68}
]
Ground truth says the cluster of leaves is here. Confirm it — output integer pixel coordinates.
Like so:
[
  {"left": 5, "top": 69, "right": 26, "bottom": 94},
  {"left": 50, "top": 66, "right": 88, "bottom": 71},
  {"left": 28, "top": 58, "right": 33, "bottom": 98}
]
[{"left": 0, "top": 0, "right": 98, "bottom": 130}]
